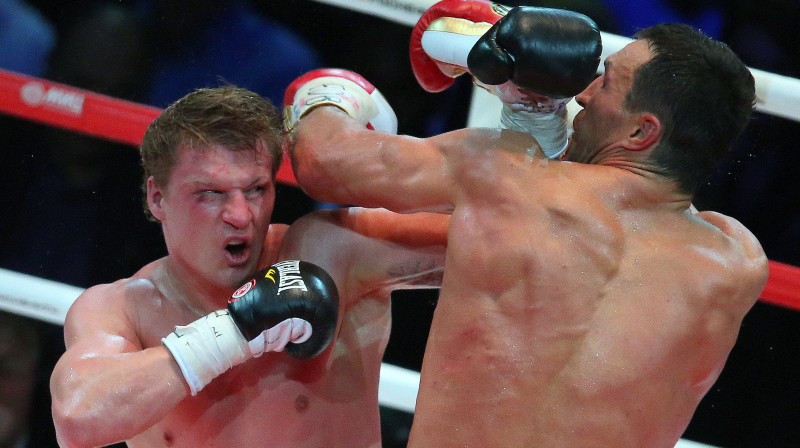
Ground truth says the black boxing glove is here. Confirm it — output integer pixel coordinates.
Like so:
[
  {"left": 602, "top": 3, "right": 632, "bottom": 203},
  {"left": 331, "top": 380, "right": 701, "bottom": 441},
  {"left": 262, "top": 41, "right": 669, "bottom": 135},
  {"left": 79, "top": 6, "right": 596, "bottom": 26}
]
[
  {"left": 467, "top": 6, "right": 602, "bottom": 98},
  {"left": 228, "top": 260, "right": 339, "bottom": 359},
  {"left": 465, "top": 7, "right": 601, "bottom": 158},
  {"left": 162, "top": 260, "right": 338, "bottom": 395}
]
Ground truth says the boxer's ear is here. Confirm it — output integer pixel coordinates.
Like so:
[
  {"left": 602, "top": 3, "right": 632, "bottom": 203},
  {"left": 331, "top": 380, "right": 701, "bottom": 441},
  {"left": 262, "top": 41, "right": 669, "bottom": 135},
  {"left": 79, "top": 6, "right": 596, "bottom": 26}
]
[
  {"left": 147, "top": 176, "right": 166, "bottom": 222},
  {"left": 622, "top": 113, "right": 660, "bottom": 151}
]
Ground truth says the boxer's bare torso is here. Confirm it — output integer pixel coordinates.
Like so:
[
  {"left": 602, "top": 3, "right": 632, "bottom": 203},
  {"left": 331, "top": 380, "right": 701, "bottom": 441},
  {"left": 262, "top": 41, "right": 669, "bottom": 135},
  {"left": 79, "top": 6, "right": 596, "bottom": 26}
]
[
  {"left": 407, "top": 149, "right": 767, "bottom": 447},
  {"left": 124, "top": 263, "right": 390, "bottom": 448},
  {"left": 56, "top": 209, "right": 446, "bottom": 448},
  {"left": 291, "top": 110, "right": 768, "bottom": 448}
]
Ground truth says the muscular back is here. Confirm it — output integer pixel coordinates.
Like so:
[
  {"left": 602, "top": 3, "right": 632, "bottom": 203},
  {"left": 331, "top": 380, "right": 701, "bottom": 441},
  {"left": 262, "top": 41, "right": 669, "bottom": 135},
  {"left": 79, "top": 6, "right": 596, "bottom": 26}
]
[
  {"left": 410, "top": 143, "right": 767, "bottom": 448},
  {"left": 291, "top": 110, "right": 766, "bottom": 448}
]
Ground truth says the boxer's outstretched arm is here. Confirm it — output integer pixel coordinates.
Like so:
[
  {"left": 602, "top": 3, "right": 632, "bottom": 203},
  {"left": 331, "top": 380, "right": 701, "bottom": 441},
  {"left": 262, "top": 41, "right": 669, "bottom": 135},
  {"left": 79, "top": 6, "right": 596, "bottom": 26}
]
[
  {"left": 286, "top": 68, "right": 549, "bottom": 214},
  {"left": 292, "top": 106, "right": 543, "bottom": 215},
  {"left": 281, "top": 207, "right": 449, "bottom": 296},
  {"left": 291, "top": 107, "right": 459, "bottom": 214},
  {"left": 284, "top": 69, "right": 465, "bottom": 214},
  {"left": 51, "top": 281, "right": 187, "bottom": 448}
]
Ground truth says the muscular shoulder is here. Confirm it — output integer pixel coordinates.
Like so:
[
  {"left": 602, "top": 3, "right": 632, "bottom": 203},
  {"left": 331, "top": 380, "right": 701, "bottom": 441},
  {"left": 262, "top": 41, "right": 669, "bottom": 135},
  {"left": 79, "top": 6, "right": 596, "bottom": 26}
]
[
  {"left": 70, "top": 277, "right": 155, "bottom": 320},
  {"left": 64, "top": 264, "right": 163, "bottom": 349},
  {"left": 692, "top": 210, "right": 769, "bottom": 307},
  {"left": 435, "top": 128, "right": 542, "bottom": 184},
  {"left": 695, "top": 210, "right": 767, "bottom": 266}
]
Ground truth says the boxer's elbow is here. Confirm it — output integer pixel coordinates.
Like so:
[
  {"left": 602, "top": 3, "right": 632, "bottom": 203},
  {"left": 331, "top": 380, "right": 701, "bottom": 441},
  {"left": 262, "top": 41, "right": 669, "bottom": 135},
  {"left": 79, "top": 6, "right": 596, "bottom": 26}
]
[
  {"left": 51, "top": 368, "right": 125, "bottom": 448},
  {"left": 54, "top": 421, "right": 93, "bottom": 448},
  {"left": 52, "top": 387, "right": 104, "bottom": 448},
  {"left": 52, "top": 405, "right": 100, "bottom": 448},
  {"left": 292, "top": 127, "right": 358, "bottom": 201},
  {"left": 53, "top": 399, "right": 129, "bottom": 448}
]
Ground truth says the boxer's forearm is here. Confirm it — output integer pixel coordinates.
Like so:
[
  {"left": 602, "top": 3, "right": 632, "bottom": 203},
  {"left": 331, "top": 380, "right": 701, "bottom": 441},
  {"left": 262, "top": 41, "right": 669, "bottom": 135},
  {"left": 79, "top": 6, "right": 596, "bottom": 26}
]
[{"left": 51, "top": 346, "right": 187, "bottom": 448}]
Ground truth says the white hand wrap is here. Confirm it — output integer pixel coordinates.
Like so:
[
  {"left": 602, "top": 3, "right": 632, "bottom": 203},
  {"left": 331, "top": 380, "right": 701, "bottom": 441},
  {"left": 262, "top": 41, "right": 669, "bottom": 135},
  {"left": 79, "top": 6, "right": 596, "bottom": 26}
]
[
  {"left": 499, "top": 102, "right": 570, "bottom": 159},
  {"left": 162, "top": 310, "right": 249, "bottom": 396},
  {"left": 477, "top": 79, "right": 571, "bottom": 158}
]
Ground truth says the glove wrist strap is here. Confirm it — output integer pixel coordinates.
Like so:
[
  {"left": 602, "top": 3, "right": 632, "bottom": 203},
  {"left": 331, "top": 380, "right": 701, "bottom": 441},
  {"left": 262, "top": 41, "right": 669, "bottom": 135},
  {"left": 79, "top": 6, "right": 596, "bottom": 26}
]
[
  {"left": 285, "top": 77, "right": 378, "bottom": 132},
  {"left": 162, "top": 310, "right": 250, "bottom": 396}
]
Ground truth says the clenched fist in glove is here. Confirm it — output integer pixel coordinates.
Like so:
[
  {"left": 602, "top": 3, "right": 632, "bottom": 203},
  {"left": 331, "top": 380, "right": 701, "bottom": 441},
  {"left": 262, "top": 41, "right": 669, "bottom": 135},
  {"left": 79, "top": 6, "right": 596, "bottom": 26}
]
[
  {"left": 162, "top": 260, "right": 338, "bottom": 395},
  {"left": 284, "top": 68, "right": 397, "bottom": 135},
  {"left": 410, "top": 0, "right": 602, "bottom": 158}
]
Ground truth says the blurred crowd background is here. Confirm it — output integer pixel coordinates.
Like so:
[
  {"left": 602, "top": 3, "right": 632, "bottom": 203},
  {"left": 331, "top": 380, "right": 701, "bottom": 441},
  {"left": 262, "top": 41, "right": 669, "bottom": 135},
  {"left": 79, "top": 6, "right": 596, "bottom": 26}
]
[{"left": 1, "top": 0, "right": 799, "bottom": 447}]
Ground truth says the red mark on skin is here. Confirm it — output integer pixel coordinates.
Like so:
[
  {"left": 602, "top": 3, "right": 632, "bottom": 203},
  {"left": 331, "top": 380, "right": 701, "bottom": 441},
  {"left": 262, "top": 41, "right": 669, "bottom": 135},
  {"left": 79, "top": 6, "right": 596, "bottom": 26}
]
[{"left": 295, "top": 394, "right": 310, "bottom": 413}]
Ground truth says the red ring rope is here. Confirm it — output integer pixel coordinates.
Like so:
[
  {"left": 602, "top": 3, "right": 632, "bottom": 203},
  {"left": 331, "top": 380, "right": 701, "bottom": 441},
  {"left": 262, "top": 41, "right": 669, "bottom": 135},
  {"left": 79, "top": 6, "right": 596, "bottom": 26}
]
[
  {"left": 0, "top": 68, "right": 297, "bottom": 186},
  {"left": 1, "top": 67, "right": 798, "bottom": 312}
]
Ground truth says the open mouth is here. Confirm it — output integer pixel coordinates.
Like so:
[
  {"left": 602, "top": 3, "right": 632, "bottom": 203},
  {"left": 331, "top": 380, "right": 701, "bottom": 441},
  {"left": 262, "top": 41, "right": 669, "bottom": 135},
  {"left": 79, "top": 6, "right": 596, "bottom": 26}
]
[
  {"left": 224, "top": 240, "right": 250, "bottom": 265},
  {"left": 226, "top": 242, "right": 247, "bottom": 257}
]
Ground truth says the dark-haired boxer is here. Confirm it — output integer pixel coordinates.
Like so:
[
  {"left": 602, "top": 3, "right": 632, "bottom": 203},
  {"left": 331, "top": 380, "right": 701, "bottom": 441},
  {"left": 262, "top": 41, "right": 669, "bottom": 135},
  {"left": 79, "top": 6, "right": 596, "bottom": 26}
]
[
  {"left": 50, "top": 86, "right": 448, "bottom": 448},
  {"left": 285, "top": 2, "right": 769, "bottom": 446}
]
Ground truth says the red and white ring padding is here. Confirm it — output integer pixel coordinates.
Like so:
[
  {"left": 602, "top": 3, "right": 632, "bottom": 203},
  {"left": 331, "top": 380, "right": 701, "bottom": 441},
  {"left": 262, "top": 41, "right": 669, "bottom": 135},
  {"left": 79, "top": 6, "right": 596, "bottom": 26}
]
[{"left": 0, "top": 68, "right": 298, "bottom": 186}]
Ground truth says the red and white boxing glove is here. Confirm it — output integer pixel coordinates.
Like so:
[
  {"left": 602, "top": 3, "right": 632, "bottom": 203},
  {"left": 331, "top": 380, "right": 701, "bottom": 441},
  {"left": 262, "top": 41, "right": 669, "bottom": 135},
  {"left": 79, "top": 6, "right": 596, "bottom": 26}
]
[
  {"left": 283, "top": 68, "right": 397, "bottom": 135},
  {"left": 409, "top": 0, "right": 502, "bottom": 93}
]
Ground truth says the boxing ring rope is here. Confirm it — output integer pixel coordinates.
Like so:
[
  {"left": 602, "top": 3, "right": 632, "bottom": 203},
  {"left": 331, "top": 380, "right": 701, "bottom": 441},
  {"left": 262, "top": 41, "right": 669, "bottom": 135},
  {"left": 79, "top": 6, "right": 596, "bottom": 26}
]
[
  {"left": 315, "top": 0, "right": 800, "bottom": 122},
  {"left": 0, "top": 69, "right": 300, "bottom": 186},
  {"left": 1, "top": 3, "right": 799, "bottom": 448}
]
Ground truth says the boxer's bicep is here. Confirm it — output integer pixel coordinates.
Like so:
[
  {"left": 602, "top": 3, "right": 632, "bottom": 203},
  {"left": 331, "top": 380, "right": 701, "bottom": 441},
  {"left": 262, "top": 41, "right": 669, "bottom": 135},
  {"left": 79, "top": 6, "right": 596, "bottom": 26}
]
[{"left": 52, "top": 284, "right": 188, "bottom": 447}]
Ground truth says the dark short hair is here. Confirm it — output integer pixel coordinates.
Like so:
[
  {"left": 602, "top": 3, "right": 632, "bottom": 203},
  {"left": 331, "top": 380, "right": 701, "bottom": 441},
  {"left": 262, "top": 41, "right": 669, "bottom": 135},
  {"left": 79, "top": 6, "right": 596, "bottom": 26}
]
[
  {"left": 625, "top": 23, "right": 756, "bottom": 194},
  {"left": 139, "top": 86, "right": 283, "bottom": 220}
]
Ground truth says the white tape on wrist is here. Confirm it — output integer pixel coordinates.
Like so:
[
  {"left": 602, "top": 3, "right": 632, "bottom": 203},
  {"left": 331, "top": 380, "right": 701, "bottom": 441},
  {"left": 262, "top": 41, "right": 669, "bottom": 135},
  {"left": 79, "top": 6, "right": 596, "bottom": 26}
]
[
  {"left": 162, "top": 310, "right": 250, "bottom": 396},
  {"left": 499, "top": 102, "right": 570, "bottom": 159}
]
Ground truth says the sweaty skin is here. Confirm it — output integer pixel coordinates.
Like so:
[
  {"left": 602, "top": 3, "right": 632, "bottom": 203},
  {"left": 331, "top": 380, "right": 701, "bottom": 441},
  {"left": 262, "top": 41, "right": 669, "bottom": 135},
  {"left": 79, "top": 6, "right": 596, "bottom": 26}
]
[
  {"left": 50, "top": 145, "right": 448, "bottom": 448},
  {"left": 289, "top": 40, "right": 768, "bottom": 448}
]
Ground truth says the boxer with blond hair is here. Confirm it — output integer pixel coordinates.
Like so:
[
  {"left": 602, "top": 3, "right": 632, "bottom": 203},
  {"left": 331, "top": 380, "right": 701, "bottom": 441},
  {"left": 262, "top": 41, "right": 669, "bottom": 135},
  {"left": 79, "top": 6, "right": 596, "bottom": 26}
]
[{"left": 51, "top": 86, "right": 448, "bottom": 448}]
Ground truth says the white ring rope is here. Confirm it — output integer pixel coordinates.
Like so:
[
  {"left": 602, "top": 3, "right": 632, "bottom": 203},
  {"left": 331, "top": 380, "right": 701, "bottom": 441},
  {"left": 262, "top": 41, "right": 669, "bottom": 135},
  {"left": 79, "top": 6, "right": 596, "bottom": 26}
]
[{"left": 0, "top": 268, "right": 81, "bottom": 325}]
